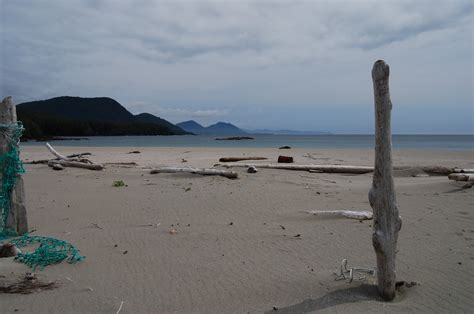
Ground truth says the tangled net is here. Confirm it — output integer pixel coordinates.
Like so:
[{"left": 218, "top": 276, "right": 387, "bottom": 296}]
[{"left": 0, "top": 122, "right": 85, "bottom": 270}]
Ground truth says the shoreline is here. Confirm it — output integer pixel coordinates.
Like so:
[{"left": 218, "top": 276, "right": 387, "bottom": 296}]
[{"left": 1, "top": 146, "right": 473, "bottom": 312}]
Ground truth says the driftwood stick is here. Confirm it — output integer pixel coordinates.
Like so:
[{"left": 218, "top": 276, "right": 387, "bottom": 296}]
[
  {"left": 452, "top": 168, "right": 474, "bottom": 174},
  {"left": 0, "top": 96, "right": 28, "bottom": 235},
  {"left": 48, "top": 160, "right": 104, "bottom": 171},
  {"left": 304, "top": 210, "right": 373, "bottom": 220},
  {"left": 369, "top": 60, "right": 402, "bottom": 301},
  {"left": 448, "top": 173, "right": 474, "bottom": 182},
  {"left": 220, "top": 163, "right": 374, "bottom": 174},
  {"left": 45, "top": 142, "right": 69, "bottom": 160},
  {"left": 219, "top": 157, "right": 268, "bottom": 162},
  {"left": 23, "top": 152, "right": 92, "bottom": 165},
  {"left": 150, "top": 167, "right": 238, "bottom": 179}
]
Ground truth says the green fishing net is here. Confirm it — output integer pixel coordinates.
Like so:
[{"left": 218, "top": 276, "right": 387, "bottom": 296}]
[{"left": 0, "top": 122, "right": 85, "bottom": 270}]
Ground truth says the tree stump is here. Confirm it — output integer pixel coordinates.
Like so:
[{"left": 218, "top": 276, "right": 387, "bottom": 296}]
[
  {"left": 0, "top": 97, "right": 28, "bottom": 235},
  {"left": 369, "top": 61, "right": 402, "bottom": 301}
]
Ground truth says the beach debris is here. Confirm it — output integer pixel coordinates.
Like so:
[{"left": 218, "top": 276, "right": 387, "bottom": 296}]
[
  {"left": 229, "top": 222, "right": 234, "bottom": 226},
  {"left": 0, "top": 243, "right": 21, "bottom": 257},
  {"left": 448, "top": 173, "right": 474, "bottom": 182},
  {"left": 116, "top": 301, "right": 124, "bottom": 314},
  {"left": 247, "top": 166, "right": 258, "bottom": 173},
  {"left": 113, "top": 180, "right": 126, "bottom": 187},
  {"left": 91, "top": 223, "right": 103, "bottom": 230},
  {"left": 462, "top": 182, "right": 473, "bottom": 189},
  {"left": 279, "top": 225, "right": 286, "bottom": 230},
  {"left": 51, "top": 163, "right": 64, "bottom": 170},
  {"left": 215, "top": 136, "right": 254, "bottom": 140},
  {"left": 219, "top": 157, "right": 267, "bottom": 162},
  {"left": 293, "top": 234, "right": 301, "bottom": 238},
  {"left": 181, "top": 158, "right": 187, "bottom": 163},
  {"left": 127, "top": 150, "right": 141, "bottom": 154},
  {"left": 279, "top": 146, "right": 291, "bottom": 149},
  {"left": 24, "top": 152, "right": 92, "bottom": 165},
  {"left": 369, "top": 60, "right": 402, "bottom": 301},
  {"left": 150, "top": 167, "right": 238, "bottom": 179},
  {"left": 46, "top": 142, "right": 104, "bottom": 171},
  {"left": 278, "top": 156, "right": 294, "bottom": 163},
  {"left": 104, "top": 162, "right": 138, "bottom": 168},
  {"left": 305, "top": 210, "right": 373, "bottom": 220},
  {"left": 334, "top": 259, "right": 376, "bottom": 283},
  {"left": 0, "top": 273, "right": 58, "bottom": 294},
  {"left": 220, "top": 163, "right": 374, "bottom": 174},
  {"left": 169, "top": 228, "right": 178, "bottom": 235}
]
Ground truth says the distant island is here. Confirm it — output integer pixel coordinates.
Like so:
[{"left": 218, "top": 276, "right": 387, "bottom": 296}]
[
  {"left": 176, "top": 120, "right": 246, "bottom": 135},
  {"left": 17, "top": 96, "right": 190, "bottom": 141}
]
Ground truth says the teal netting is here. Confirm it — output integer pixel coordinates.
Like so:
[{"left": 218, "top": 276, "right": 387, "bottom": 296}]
[{"left": 0, "top": 122, "right": 85, "bottom": 270}]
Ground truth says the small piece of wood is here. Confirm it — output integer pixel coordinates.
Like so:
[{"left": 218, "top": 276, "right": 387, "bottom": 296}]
[
  {"left": 448, "top": 173, "right": 474, "bottom": 182},
  {"left": 278, "top": 156, "right": 294, "bottom": 163},
  {"left": 219, "top": 157, "right": 267, "bottom": 162},
  {"left": 48, "top": 160, "right": 104, "bottom": 171},
  {"left": 51, "top": 164, "right": 64, "bottom": 171},
  {"left": 221, "top": 163, "right": 374, "bottom": 174},
  {"left": 247, "top": 166, "right": 258, "bottom": 173},
  {"left": 150, "top": 167, "right": 238, "bottom": 179},
  {"left": 0, "top": 96, "right": 28, "bottom": 235},
  {"left": 305, "top": 210, "right": 373, "bottom": 220},
  {"left": 369, "top": 60, "right": 402, "bottom": 301},
  {"left": 452, "top": 168, "right": 474, "bottom": 174}
]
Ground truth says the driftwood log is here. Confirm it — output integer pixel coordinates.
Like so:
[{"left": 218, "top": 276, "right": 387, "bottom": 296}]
[
  {"left": 45, "top": 143, "right": 103, "bottom": 170},
  {"left": 221, "top": 163, "right": 374, "bottom": 174},
  {"left": 0, "top": 97, "right": 28, "bottom": 235},
  {"left": 219, "top": 157, "right": 267, "bottom": 162},
  {"left": 305, "top": 210, "right": 373, "bottom": 220},
  {"left": 48, "top": 160, "right": 104, "bottom": 171},
  {"left": 150, "top": 167, "right": 238, "bottom": 179},
  {"left": 369, "top": 60, "right": 402, "bottom": 301},
  {"left": 23, "top": 152, "right": 92, "bottom": 164},
  {"left": 448, "top": 173, "right": 474, "bottom": 182}
]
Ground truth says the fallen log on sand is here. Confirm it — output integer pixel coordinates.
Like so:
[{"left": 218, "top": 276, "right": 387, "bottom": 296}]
[
  {"left": 24, "top": 152, "right": 92, "bottom": 164},
  {"left": 48, "top": 160, "right": 104, "bottom": 171},
  {"left": 304, "top": 210, "right": 373, "bottom": 220},
  {"left": 448, "top": 173, "right": 474, "bottom": 182},
  {"left": 150, "top": 167, "right": 238, "bottom": 179},
  {"left": 219, "top": 157, "right": 267, "bottom": 162},
  {"left": 220, "top": 163, "right": 374, "bottom": 174}
]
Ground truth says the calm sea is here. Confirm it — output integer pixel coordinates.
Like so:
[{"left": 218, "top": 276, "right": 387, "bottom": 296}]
[{"left": 20, "top": 134, "right": 474, "bottom": 151}]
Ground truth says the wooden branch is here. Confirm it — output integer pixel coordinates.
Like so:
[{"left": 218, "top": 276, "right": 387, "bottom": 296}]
[
  {"left": 452, "top": 168, "right": 474, "bottom": 174},
  {"left": 150, "top": 167, "right": 238, "bottom": 179},
  {"left": 305, "top": 210, "right": 373, "bottom": 220},
  {"left": 219, "top": 157, "right": 267, "bottom": 162},
  {"left": 220, "top": 163, "right": 374, "bottom": 174},
  {"left": 448, "top": 173, "right": 474, "bottom": 182},
  {"left": 48, "top": 160, "right": 104, "bottom": 171},
  {"left": 0, "top": 96, "right": 28, "bottom": 235},
  {"left": 23, "top": 152, "right": 92, "bottom": 165},
  {"left": 45, "top": 142, "right": 69, "bottom": 160},
  {"left": 369, "top": 60, "right": 401, "bottom": 301}
]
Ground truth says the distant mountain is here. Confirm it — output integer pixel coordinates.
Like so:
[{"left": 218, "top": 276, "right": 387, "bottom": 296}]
[
  {"left": 176, "top": 120, "right": 246, "bottom": 135},
  {"left": 247, "top": 129, "right": 331, "bottom": 135},
  {"left": 134, "top": 113, "right": 186, "bottom": 135},
  {"left": 176, "top": 120, "right": 206, "bottom": 134},
  {"left": 17, "top": 96, "right": 189, "bottom": 140}
]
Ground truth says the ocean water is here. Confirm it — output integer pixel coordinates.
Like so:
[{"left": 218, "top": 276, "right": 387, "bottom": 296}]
[{"left": 20, "top": 134, "right": 474, "bottom": 151}]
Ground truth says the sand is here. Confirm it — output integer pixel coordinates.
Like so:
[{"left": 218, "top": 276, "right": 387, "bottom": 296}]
[{"left": 1, "top": 146, "right": 473, "bottom": 313}]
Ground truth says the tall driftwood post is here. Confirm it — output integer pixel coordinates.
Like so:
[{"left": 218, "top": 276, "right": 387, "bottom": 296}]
[
  {"left": 369, "top": 61, "right": 402, "bottom": 301},
  {"left": 0, "top": 96, "right": 28, "bottom": 235}
]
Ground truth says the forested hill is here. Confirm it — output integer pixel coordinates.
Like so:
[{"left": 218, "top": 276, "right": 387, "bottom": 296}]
[{"left": 17, "top": 96, "right": 189, "bottom": 140}]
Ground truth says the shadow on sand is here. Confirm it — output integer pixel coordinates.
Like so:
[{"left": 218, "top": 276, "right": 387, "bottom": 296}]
[{"left": 266, "top": 284, "right": 380, "bottom": 313}]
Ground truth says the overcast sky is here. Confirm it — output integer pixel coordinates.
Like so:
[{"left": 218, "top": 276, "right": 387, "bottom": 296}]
[{"left": 1, "top": 0, "right": 472, "bottom": 133}]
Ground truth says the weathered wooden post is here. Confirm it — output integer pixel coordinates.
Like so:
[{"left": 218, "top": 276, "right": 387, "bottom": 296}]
[
  {"left": 369, "top": 60, "right": 402, "bottom": 301},
  {"left": 0, "top": 96, "right": 28, "bottom": 235}
]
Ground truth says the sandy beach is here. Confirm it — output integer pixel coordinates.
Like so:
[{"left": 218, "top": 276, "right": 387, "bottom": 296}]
[{"left": 1, "top": 146, "right": 473, "bottom": 313}]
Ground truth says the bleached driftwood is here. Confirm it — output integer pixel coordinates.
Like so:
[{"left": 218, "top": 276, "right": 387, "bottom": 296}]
[
  {"left": 452, "top": 168, "right": 474, "bottom": 174},
  {"left": 305, "top": 210, "right": 373, "bottom": 220},
  {"left": 48, "top": 160, "right": 104, "bottom": 171},
  {"left": 221, "top": 163, "right": 374, "bottom": 174},
  {"left": 448, "top": 173, "right": 474, "bottom": 182},
  {"left": 24, "top": 152, "right": 91, "bottom": 164},
  {"left": 369, "top": 60, "right": 402, "bottom": 301},
  {"left": 150, "top": 167, "right": 238, "bottom": 179},
  {"left": 0, "top": 96, "right": 28, "bottom": 235},
  {"left": 219, "top": 157, "right": 267, "bottom": 162},
  {"left": 45, "top": 142, "right": 69, "bottom": 160}
]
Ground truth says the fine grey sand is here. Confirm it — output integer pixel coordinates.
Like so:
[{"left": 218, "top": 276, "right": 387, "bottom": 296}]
[{"left": 1, "top": 146, "right": 473, "bottom": 313}]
